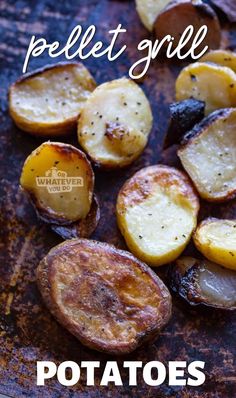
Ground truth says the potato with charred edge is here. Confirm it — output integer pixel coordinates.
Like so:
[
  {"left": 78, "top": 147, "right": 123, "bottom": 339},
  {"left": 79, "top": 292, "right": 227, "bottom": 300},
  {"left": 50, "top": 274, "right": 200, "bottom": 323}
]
[
  {"left": 116, "top": 165, "right": 199, "bottom": 267},
  {"left": 135, "top": 0, "right": 170, "bottom": 31},
  {"left": 194, "top": 218, "right": 236, "bottom": 271},
  {"left": 154, "top": 0, "right": 221, "bottom": 53},
  {"left": 176, "top": 63, "right": 236, "bottom": 115},
  {"left": 200, "top": 50, "right": 236, "bottom": 73},
  {"left": 78, "top": 78, "right": 153, "bottom": 169},
  {"left": 20, "top": 142, "right": 95, "bottom": 225},
  {"left": 164, "top": 98, "right": 205, "bottom": 149},
  {"left": 169, "top": 256, "right": 236, "bottom": 310},
  {"left": 9, "top": 62, "right": 96, "bottom": 136},
  {"left": 178, "top": 108, "right": 236, "bottom": 202},
  {"left": 37, "top": 239, "right": 172, "bottom": 354}
]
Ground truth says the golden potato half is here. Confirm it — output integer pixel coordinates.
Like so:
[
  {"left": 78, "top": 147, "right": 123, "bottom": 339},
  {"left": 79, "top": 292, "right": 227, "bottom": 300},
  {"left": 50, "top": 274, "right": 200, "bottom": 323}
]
[
  {"left": 135, "top": 0, "right": 170, "bottom": 31},
  {"left": 194, "top": 218, "right": 236, "bottom": 270},
  {"left": 176, "top": 62, "right": 236, "bottom": 115},
  {"left": 37, "top": 239, "right": 172, "bottom": 354},
  {"left": 9, "top": 62, "right": 96, "bottom": 136},
  {"left": 78, "top": 78, "right": 153, "bottom": 168},
  {"left": 20, "top": 142, "right": 94, "bottom": 224},
  {"left": 178, "top": 108, "right": 236, "bottom": 202},
  {"left": 200, "top": 50, "right": 236, "bottom": 73},
  {"left": 116, "top": 165, "right": 199, "bottom": 267}
]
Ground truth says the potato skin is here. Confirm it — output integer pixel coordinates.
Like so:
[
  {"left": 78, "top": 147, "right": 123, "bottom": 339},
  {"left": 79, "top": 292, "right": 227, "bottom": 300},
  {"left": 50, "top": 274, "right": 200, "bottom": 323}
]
[
  {"left": 117, "top": 165, "right": 199, "bottom": 266},
  {"left": 9, "top": 62, "right": 96, "bottom": 136},
  {"left": 37, "top": 239, "right": 172, "bottom": 354},
  {"left": 193, "top": 218, "right": 236, "bottom": 270},
  {"left": 178, "top": 108, "right": 236, "bottom": 202},
  {"left": 154, "top": 0, "right": 221, "bottom": 53}
]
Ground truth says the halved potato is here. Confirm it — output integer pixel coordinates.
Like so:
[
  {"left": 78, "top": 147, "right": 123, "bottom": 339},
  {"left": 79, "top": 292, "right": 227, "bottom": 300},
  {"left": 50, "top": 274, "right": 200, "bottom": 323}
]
[
  {"left": 169, "top": 256, "right": 236, "bottom": 310},
  {"left": 193, "top": 218, "right": 236, "bottom": 270},
  {"left": 135, "top": 0, "right": 170, "bottom": 31},
  {"left": 178, "top": 108, "right": 236, "bottom": 202},
  {"left": 37, "top": 239, "right": 172, "bottom": 354},
  {"left": 116, "top": 165, "right": 199, "bottom": 267},
  {"left": 176, "top": 62, "right": 236, "bottom": 115},
  {"left": 154, "top": 0, "right": 221, "bottom": 53},
  {"left": 77, "top": 78, "right": 153, "bottom": 168},
  {"left": 51, "top": 196, "right": 100, "bottom": 239},
  {"left": 20, "top": 142, "right": 94, "bottom": 224},
  {"left": 200, "top": 50, "right": 236, "bottom": 73},
  {"left": 9, "top": 62, "right": 96, "bottom": 136}
]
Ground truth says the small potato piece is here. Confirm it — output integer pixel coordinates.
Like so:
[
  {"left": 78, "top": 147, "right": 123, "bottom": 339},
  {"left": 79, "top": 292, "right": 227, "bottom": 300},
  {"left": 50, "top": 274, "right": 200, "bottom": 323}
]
[
  {"left": 169, "top": 256, "right": 236, "bottom": 310},
  {"left": 37, "top": 239, "right": 172, "bottom": 354},
  {"left": 135, "top": 0, "right": 170, "bottom": 31},
  {"left": 154, "top": 0, "right": 221, "bottom": 53},
  {"left": 176, "top": 62, "right": 236, "bottom": 115},
  {"left": 200, "top": 50, "right": 236, "bottom": 73},
  {"left": 78, "top": 78, "right": 153, "bottom": 168},
  {"left": 116, "top": 165, "right": 199, "bottom": 267},
  {"left": 20, "top": 142, "right": 94, "bottom": 224},
  {"left": 194, "top": 218, "right": 236, "bottom": 270},
  {"left": 178, "top": 108, "right": 236, "bottom": 202},
  {"left": 9, "top": 62, "right": 96, "bottom": 136}
]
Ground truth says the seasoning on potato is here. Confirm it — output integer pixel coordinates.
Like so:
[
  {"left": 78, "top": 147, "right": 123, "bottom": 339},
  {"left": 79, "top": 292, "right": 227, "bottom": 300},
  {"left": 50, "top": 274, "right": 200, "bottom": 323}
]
[
  {"left": 135, "top": 0, "right": 170, "bottom": 31},
  {"left": 154, "top": 0, "right": 221, "bottom": 53},
  {"left": 169, "top": 256, "right": 236, "bottom": 310},
  {"left": 20, "top": 142, "right": 95, "bottom": 226},
  {"left": 175, "top": 62, "right": 236, "bottom": 115},
  {"left": 193, "top": 218, "right": 236, "bottom": 271},
  {"left": 37, "top": 239, "right": 172, "bottom": 354},
  {"left": 116, "top": 165, "right": 199, "bottom": 267},
  {"left": 200, "top": 50, "right": 236, "bottom": 73},
  {"left": 77, "top": 78, "right": 153, "bottom": 168},
  {"left": 9, "top": 62, "right": 96, "bottom": 136},
  {"left": 178, "top": 108, "right": 236, "bottom": 202}
]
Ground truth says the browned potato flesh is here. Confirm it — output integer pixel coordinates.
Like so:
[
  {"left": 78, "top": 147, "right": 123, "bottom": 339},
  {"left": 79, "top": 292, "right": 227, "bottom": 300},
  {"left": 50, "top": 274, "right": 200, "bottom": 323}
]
[
  {"left": 169, "top": 256, "right": 236, "bottom": 310},
  {"left": 178, "top": 108, "right": 236, "bottom": 202},
  {"left": 9, "top": 62, "right": 96, "bottom": 136},
  {"left": 37, "top": 239, "right": 172, "bottom": 354},
  {"left": 20, "top": 142, "right": 94, "bottom": 224},
  {"left": 154, "top": 0, "right": 221, "bottom": 53}
]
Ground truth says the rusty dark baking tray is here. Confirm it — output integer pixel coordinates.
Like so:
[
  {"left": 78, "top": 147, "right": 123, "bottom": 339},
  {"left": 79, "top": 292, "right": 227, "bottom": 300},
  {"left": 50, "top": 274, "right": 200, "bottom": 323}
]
[{"left": 0, "top": 0, "right": 236, "bottom": 397}]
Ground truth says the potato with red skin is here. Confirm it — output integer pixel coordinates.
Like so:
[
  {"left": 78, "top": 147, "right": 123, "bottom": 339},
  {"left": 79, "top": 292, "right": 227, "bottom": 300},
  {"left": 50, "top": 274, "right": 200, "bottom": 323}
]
[
  {"left": 37, "top": 239, "right": 172, "bottom": 354},
  {"left": 154, "top": 0, "right": 221, "bottom": 54}
]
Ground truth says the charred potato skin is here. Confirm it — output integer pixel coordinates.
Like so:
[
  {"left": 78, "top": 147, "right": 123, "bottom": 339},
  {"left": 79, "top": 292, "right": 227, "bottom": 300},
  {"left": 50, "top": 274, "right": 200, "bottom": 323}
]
[
  {"left": 20, "top": 142, "right": 95, "bottom": 225},
  {"left": 51, "top": 195, "right": 100, "bottom": 239},
  {"left": 193, "top": 218, "right": 236, "bottom": 270},
  {"left": 169, "top": 257, "right": 236, "bottom": 310},
  {"left": 9, "top": 62, "right": 96, "bottom": 136},
  {"left": 37, "top": 239, "right": 172, "bottom": 355},
  {"left": 178, "top": 108, "right": 236, "bottom": 202},
  {"left": 154, "top": 0, "right": 221, "bottom": 53}
]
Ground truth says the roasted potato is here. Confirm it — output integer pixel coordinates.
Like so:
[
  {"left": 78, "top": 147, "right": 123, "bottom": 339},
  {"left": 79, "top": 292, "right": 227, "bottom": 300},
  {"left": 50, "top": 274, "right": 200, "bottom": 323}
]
[
  {"left": 37, "top": 239, "right": 172, "bottom": 354},
  {"left": 176, "top": 62, "right": 236, "bottom": 115},
  {"left": 116, "top": 165, "right": 199, "bottom": 267},
  {"left": 9, "top": 62, "right": 96, "bottom": 136},
  {"left": 164, "top": 98, "right": 205, "bottom": 149},
  {"left": 51, "top": 196, "right": 100, "bottom": 239},
  {"left": 200, "top": 50, "right": 236, "bottom": 73},
  {"left": 194, "top": 218, "right": 236, "bottom": 270},
  {"left": 169, "top": 256, "right": 236, "bottom": 310},
  {"left": 20, "top": 142, "right": 94, "bottom": 224},
  {"left": 154, "top": 0, "right": 221, "bottom": 53},
  {"left": 77, "top": 78, "right": 153, "bottom": 168},
  {"left": 178, "top": 108, "right": 236, "bottom": 202},
  {"left": 135, "top": 0, "right": 170, "bottom": 31}
]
